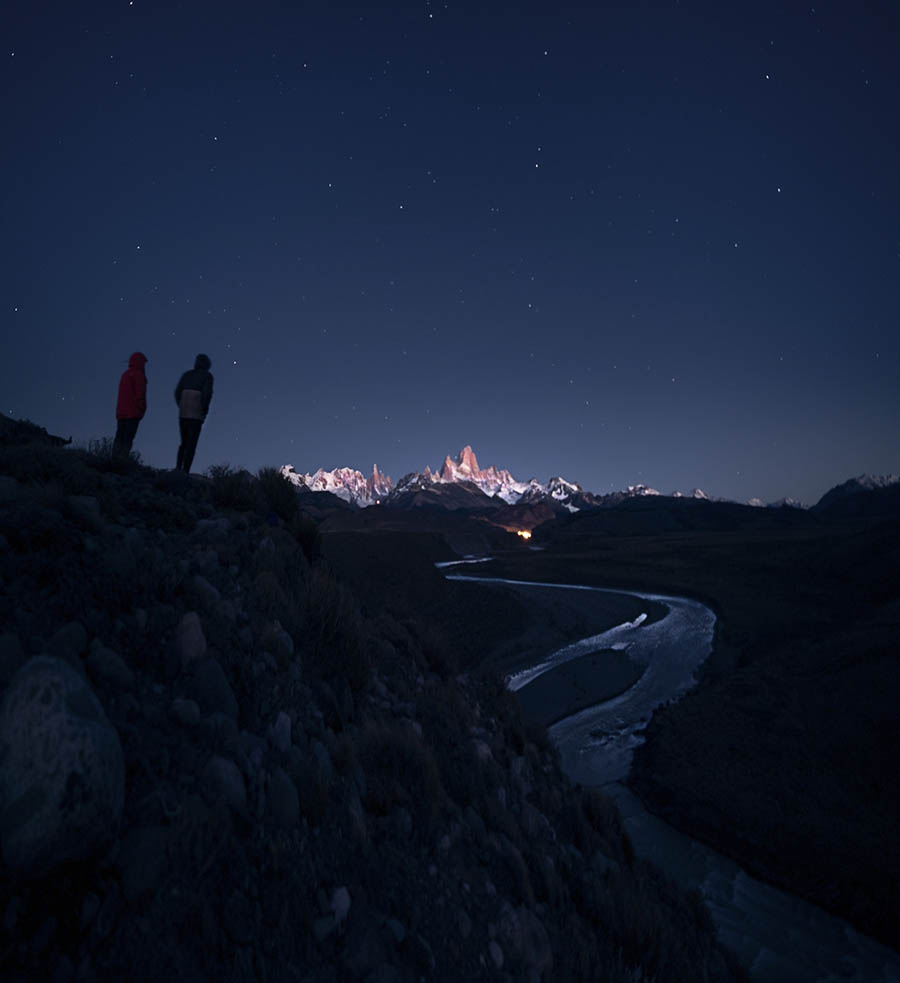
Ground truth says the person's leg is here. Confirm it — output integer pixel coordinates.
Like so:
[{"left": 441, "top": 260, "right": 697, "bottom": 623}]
[
  {"left": 177, "top": 418, "right": 188, "bottom": 470},
  {"left": 182, "top": 420, "right": 203, "bottom": 473},
  {"left": 114, "top": 418, "right": 138, "bottom": 454}
]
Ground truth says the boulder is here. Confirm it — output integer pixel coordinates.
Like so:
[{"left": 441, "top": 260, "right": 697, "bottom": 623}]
[
  {"left": 0, "top": 656, "right": 124, "bottom": 873},
  {"left": 178, "top": 612, "right": 206, "bottom": 669},
  {"left": 86, "top": 640, "right": 135, "bottom": 691},
  {"left": 268, "top": 767, "right": 299, "bottom": 828},
  {"left": 202, "top": 756, "right": 247, "bottom": 816},
  {"left": 190, "top": 657, "right": 238, "bottom": 720}
]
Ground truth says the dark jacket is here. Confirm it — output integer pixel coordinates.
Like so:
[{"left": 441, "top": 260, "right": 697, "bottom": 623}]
[
  {"left": 175, "top": 353, "right": 214, "bottom": 420},
  {"left": 116, "top": 352, "right": 148, "bottom": 420}
]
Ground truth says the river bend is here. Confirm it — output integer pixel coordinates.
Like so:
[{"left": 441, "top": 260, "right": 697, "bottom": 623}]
[{"left": 447, "top": 573, "right": 900, "bottom": 983}]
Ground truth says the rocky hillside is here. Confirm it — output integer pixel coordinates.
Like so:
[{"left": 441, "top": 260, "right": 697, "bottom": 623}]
[{"left": 0, "top": 421, "right": 741, "bottom": 982}]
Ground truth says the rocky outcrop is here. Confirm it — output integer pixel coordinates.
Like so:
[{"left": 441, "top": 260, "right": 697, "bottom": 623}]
[
  {"left": 0, "top": 430, "right": 740, "bottom": 982},
  {"left": 0, "top": 656, "right": 124, "bottom": 873}
]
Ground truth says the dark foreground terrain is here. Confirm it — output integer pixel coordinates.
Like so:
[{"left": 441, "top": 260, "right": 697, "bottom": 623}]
[{"left": 0, "top": 418, "right": 741, "bottom": 982}]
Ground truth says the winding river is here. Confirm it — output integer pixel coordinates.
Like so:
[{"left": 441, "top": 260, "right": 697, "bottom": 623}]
[{"left": 447, "top": 572, "right": 900, "bottom": 983}]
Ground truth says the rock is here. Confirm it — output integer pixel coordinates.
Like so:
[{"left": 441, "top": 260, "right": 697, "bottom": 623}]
[
  {"left": 386, "top": 917, "right": 406, "bottom": 945},
  {"left": 313, "top": 914, "right": 336, "bottom": 943},
  {"left": 261, "top": 620, "right": 293, "bottom": 662},
  {"left": 47, "top": 622, "right": 88, "bottom": 663},
  {"left": 0, "top": 476, "right": 20, "bottom": 503},
  {"left": 190, "top": 657, "right": 238, "bottom": 720},
  {"left": 311, "top": 738, "right": 333, "bottom": 782},
  {"left": 489, "top": 940, "right": 504, "bottom": 970},
  {"left": 133, "top": 608, "right": 148, "bottom": 632},
  {"left": 178, "top": 612, "right": 206, "bottom": 669},
  {"left": 188, "top": 574, "right": 221, "bottom": 610},
  {"left": 496, "top": 903, "right": 552, "bottom": 979},
  {"left": 86, "top": 640, "right": 134, "bottom": 691},
  {"left": 170, "top": 698, "right": 201, "bottom": 728},
  {"left": 411, "top": 934, "right": 436, "bottom": 973},
  {"left": 193, "top": 517, "right": 230, "bottom": 543},
  {"left": 391, "top": 806, "right": 413, "bottom": 840},
  {"left": 213, "top": 599, "right": 237, "bottom": 624},
  {"left": 0, "top": 657, "right": 124, "bottom": 873},
  {"left": 117, "top": 825, "right": 168, "bottom": 902},
  {"left": 267, "top": 767, "right": 299, "bottom": 828},
  {"left": 268, "top": 711, "right": 292, "bottom": 753},
  {"left": 90, "top": 883, "right": 121, "bottom": 945},
  {"left": 0, "top": 633, "right": 27, "bottom": 689},
  {"left": 224, "top": 889, "right": 258, "bottom": 945},
  {"left": 66, "top": 495, "right": 102, "bottom": 527},
  {"left": 240, "top": 731, "right": 267, "bottom": 776},
  {"left": 202, "top": 756, "right": 247, "bottom": 816},
  {"left": 332, "top": 886, "right": 351, "bottom": 925}
]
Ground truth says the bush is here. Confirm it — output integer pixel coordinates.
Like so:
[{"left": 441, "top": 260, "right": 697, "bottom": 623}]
[
  {"left": 358, "top": 721, "right": 443, "bottom": 824},
  {"left": 82, "top": 437, "right": 142, "bottom": 474},
  {"left": 257, "top": 467, "right": 298, "bottom": 522},
  {"left": 288, "top": 510, "right": 322, "bottom": 563},
  {"left": 304, "top": 567, "right": 370, "bottom": 692},
  {"left": 207, "top": 463, "right": 262, "bottom": 511}
]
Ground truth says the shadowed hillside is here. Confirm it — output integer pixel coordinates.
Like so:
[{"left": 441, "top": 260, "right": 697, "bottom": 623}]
[{"left": 0, "top": 422, "right": 742, "bottom": 982}]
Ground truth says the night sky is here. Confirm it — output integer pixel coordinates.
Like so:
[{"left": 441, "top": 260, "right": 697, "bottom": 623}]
[{"left": 3, "top": 2, "right": 898, "bottom": 505}]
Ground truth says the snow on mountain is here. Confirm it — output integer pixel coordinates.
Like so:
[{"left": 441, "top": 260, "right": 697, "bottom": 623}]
[
  {"left": 815, "top": 473, "right": 900, "bottom": 511},
  {"left": 281, "top": 446, "right": 716, "bottom": 512},
  {"left": 625, "top": 484, "right": 660, "bottom": 497},
  {"left": 437, "top": 445, "right": 530, "bottom": 503},
  {"left": 280, "top": 463, "right": 393, "bottom": 507}
]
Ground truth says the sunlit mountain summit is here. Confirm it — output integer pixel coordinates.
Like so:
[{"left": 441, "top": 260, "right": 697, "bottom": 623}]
[{"left": 280, "top": 445, "right": 701, "bottom": 512}]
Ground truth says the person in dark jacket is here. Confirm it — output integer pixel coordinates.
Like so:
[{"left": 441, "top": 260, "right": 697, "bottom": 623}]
[
  {"left": 114, "top": 352, "right": 148, "bottom": 455},
  {"left": 174, "top": 353, "right": 214, "bottom": 473}
]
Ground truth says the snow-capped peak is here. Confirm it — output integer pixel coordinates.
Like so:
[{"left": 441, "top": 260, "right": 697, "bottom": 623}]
[{"left": 280, "top": 462, "right": 394, "bottom": 507}]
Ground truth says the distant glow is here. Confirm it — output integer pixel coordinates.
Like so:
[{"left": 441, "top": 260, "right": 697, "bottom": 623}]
[{"left": 516, "top": 529, "right": 532, "bottom": 540}]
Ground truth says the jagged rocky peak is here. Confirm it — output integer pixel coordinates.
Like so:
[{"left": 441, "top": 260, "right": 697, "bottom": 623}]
[{"left": 440, "top": 444, "right": 479, "bottom": 481}]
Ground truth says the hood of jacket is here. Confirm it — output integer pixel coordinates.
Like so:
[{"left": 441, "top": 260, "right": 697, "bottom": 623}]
[
  {"left": 194, "top": 353, "right": 211, "bottom": 370},
  {"left": 129, "top": 352, "right": 148, "bottom": 369}
]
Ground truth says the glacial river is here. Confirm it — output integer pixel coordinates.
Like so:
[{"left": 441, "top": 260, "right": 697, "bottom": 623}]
[{"left": 446, "top": 572, "right": 900, "bottom": 983}]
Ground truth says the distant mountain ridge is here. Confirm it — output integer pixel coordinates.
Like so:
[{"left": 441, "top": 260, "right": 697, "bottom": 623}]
[
  {"left": 281, "top": 445, "right": 705, "bottom": 513},
  {"left": 281, "top": 450, "right": 899, "bottom": 517}
]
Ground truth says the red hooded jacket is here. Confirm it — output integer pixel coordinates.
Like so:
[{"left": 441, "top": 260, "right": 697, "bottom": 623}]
[{"left": 116, "top": 352, "right": 148, "bottom": 420}]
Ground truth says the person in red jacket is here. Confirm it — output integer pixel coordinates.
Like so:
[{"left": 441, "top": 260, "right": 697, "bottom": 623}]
[{"left": 114, "top": 352, "right": 148, "bottom": 455}]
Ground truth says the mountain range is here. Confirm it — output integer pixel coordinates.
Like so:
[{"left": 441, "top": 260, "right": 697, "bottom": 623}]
[
  {"left": 281, "top": 445, "right": 709, "bottom": 513},
  {"left": 282, "top": 446, "right": 900, "bottom": 519}
]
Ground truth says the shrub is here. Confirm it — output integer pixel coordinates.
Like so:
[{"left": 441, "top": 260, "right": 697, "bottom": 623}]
[
  {"left": 404, "top": 618, "right": 457, "bottom": 676},
  {"left": 207, "top": 463, "right": 262, "bottom": 511},
  {"left": 288, "top": 510, "right": 322, "bottom": 563},
  {"left": 304, "top": 567, "right": 371, "bottom": 692},
  {"left": 257, "top": 467, "right": 298, "bottom": 522},
  {"left": 358, "top": 721, "right": 443, "bottom": 824},
  {"left": 82, "top": 436, "right": 142, "bottom": 474}
]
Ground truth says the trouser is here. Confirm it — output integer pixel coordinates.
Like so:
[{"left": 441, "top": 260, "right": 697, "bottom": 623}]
[
  {"left": 177, "top": 418, "right": 203, "bottom": 473},
  {"left": 113, "top": 418, "right": 140, "bottom": 455}
]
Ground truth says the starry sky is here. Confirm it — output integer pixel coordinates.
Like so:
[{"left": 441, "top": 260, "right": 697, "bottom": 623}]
[{"left": 2, "top": 2, "right": 898, "bottom": 505}]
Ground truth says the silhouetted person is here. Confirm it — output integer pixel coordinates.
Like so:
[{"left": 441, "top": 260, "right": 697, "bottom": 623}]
[
  {"left": 114, "top": 352, "right": 148, "bottom": 455},
  {"left": 174, "top": 353, "right": 214, "bottom": 473}
]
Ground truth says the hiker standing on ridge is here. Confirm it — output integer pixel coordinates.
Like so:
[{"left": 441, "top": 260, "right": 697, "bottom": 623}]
[
  {"left": 114, "top": 351, "right": 148, "bottom": 455},
  {"left": 174, "top": 353, "right": 214, "bottom": 473}
]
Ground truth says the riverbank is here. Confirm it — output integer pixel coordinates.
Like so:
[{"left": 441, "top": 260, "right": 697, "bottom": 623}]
[
  {"left": 514, "top": 648, "right": 646, "bottom": 728},
  {"left": 482, "top": 529, "right": 900, "bottom": 957}
]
